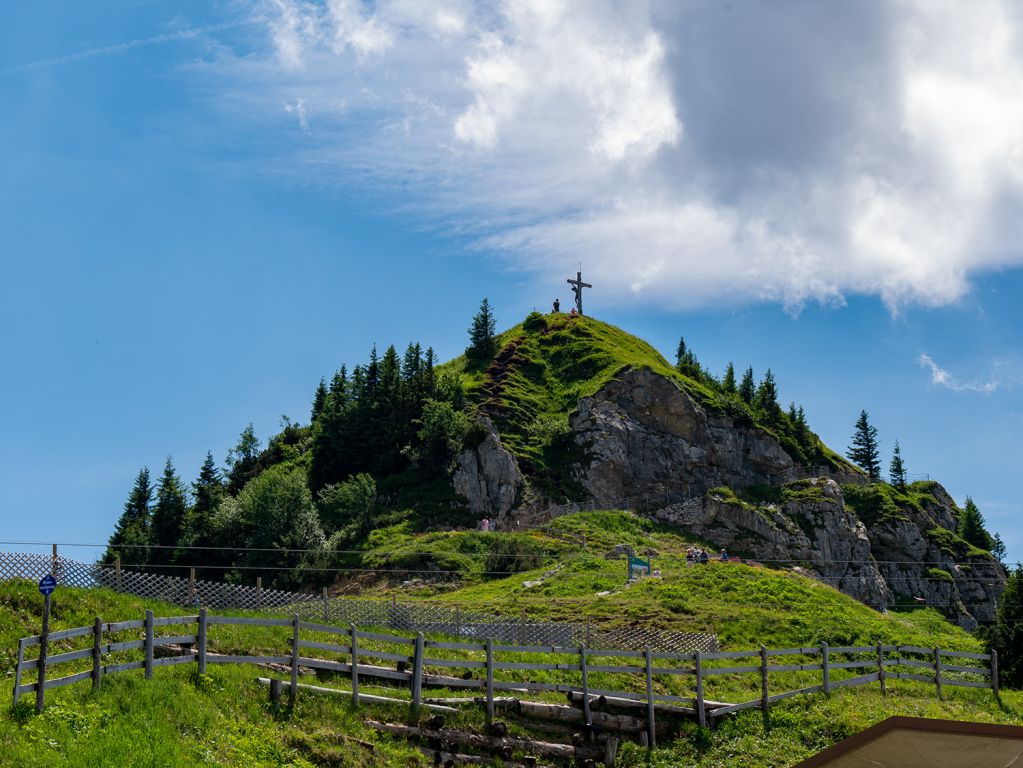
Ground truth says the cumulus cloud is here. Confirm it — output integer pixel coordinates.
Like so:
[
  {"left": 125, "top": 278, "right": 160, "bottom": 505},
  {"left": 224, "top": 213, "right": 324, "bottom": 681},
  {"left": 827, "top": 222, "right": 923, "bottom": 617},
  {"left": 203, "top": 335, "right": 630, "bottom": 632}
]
[{"left": 213, "top": 0, "right": 1023, "bottom": 310}]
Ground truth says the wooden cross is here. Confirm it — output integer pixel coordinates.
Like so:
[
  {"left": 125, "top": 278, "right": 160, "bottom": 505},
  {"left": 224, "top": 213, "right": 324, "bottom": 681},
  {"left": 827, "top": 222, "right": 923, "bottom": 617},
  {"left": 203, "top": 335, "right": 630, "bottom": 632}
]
[{"left": 567, "top": 271, "right": 592, "bottom": 315}]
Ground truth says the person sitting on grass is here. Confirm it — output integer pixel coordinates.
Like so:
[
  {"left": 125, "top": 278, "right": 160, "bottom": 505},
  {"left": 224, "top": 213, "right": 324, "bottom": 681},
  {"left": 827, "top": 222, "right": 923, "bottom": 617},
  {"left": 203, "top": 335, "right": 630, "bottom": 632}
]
[{"left": 720, "top": 549, "right": 729, "bottom": 562}]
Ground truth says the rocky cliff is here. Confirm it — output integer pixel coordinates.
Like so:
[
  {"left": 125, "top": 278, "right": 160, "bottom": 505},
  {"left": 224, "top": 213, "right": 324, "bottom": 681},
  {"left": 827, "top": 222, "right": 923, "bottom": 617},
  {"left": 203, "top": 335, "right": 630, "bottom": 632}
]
[{"left": 454, "top": 362, "right": 1004, "bottom": 628}]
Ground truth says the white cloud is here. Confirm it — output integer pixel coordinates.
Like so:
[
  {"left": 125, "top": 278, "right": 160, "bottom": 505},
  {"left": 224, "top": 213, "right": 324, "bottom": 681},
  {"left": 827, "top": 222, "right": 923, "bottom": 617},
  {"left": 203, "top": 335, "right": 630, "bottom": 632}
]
[
  {"left": 284, "top": 98, "right": 309, "bottom": 131},
  {"left": 206, "top": 0, "right": 1023, "bottom": 311},
  {"left": 918, "top": 354, "right": 1014, "bottom": 394}
]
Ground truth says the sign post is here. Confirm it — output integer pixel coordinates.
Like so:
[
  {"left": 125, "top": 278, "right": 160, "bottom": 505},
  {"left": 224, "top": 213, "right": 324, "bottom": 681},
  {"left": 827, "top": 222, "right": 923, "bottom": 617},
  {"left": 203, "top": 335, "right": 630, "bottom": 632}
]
[{"left": 36, "top": 574, "right": 57, "bottom": 713}]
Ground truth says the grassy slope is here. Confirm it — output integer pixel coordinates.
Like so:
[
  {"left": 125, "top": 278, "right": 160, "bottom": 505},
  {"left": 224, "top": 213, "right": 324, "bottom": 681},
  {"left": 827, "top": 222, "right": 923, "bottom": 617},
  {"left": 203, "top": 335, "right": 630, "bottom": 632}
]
[
  {"left": 341, "top": 510, "right": 980, "bottom": 651},
  {"left": 2, "top": 575, "right": 1021, "bottom": 768},
  {"left": 0, "top": 582, "right": 429, "bottom": 768}
]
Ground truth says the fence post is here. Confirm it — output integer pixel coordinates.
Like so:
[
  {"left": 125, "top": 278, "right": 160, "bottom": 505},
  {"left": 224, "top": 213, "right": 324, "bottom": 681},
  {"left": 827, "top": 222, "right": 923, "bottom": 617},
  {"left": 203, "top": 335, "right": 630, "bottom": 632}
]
[
  {"left": 350, "top": 624, "right": 359, "bottom": 706},
  {"left": 821, "top": 642, "right": 830, "bottom": 696},
  {"left": 933, "top": 647, "right": 943, "bottom": 700},
  {"left": 52, "top": 544, "right": 58, "bottom": 579},
  {"left": 877, "top": 644, "right": 886, "bottom": 695},
  {"left": 92, "top": 617, "right": 103, "bottom": 692},
  {"left": 580, "top": 645, "right": 592, "bottom": 731},
  {"left": 13, "top": 638, "right": 24, "bottom": 706},
  {"left": 36, "top": 594, "right": 50, "bottom": 714},
  {"left": 992, "top": 649, "right": 1000, "bottom": 699},
  {"left": 255, "top": 577, "right": 262, "bottom": 610},
  {"left": 144, "top": 610, "right": 154, "bottom": 680},
  {"left": 188, "top": 568, "right": 196, "bottom": 605},
  {"left": 485, "top": 638, "right": 495, "bottom": 726},
  {"left": 115, "top": 556, "right": 122, "bottom": 591},
  {"left": 695, "top": 651, "right": 706, "bottom": 728},
  {"left": 197, "top": 608, "right": 207, "bottom": 676},
  {"left": 290, "top": 614, "right": 300, "bottom": 704},
  {"left": 644, "top": 647, "right": 656, "bottom": 750},
  {"left": 760, "top": 645, "right": 769, "bottom": 715},
  {"left": 411, "top": 632, "right": 425, "bottom": 720},
  {"left": 322, "top": 587, "right": 329, "bottom": 622}
]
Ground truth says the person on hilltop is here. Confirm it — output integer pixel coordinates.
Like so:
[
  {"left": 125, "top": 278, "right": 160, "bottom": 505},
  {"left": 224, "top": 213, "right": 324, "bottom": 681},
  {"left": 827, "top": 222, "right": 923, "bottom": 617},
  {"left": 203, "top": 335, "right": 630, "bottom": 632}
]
[
  {"left": 553, "top": 298, "right": 560, "bottom": 313},
  {"left": 720, "top": 549, "right": 729, "bottom": 562},
  {"left": 698, "top": 549, "right": 709, "bottom": 565}
]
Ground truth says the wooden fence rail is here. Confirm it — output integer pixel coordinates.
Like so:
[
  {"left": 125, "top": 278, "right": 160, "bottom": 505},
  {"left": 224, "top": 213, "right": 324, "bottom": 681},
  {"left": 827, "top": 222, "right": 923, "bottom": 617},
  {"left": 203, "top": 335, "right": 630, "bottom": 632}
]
[{"left": 12, "top": 612, "right": 1000, "bottom": 747}]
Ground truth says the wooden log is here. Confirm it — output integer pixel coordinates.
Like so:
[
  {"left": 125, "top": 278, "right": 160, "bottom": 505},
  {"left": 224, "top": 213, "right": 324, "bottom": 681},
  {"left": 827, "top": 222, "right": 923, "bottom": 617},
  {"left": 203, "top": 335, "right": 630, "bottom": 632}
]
[
  {"left": 644, "top": 646, "right": 656, "bottom": 750},
  {"left": 415, "top": 747, "right": 548, "bottom": 768},
  {"left": 365, "top": 720, "right": 602, "bottom": 761},
  {"left": 821, "top": 642, "right": 830, "bottom": 696},
  {"left": 516, "top": 700, "right": 652, "bottom": 734},
  {"left": 485, "top": 638, "right": 495, "bottom": 726},
  {"left": 934, "top": 647, "right": 943, "bottom": 700},
  {"left": 269, "top": 678, "right": 283, "bottom": 708},
  {"left": 255, "top": 678, "right": 458, "bottom": 712},
  {"left": 412, "top": 632, "right": 425, "bottom": 719},
  {"left": 603, "top": 736, "right": 619, "bottom": 767},
  {"left": 565, "top": 690, "right": 726, "bottom": 715}
]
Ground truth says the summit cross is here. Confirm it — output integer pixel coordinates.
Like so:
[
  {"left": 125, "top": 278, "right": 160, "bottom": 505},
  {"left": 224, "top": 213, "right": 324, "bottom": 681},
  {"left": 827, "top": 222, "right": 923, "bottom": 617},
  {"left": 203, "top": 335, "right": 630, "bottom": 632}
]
[{"left": 567, "top": 271, "right": 592, "bottom": 315}]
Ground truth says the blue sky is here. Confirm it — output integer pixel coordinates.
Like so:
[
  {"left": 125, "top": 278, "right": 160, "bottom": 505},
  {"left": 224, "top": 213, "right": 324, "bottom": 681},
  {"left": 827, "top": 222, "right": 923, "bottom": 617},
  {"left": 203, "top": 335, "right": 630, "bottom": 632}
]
[{"left": 2, "top": 1, "right": 1021, "bottom": 564}]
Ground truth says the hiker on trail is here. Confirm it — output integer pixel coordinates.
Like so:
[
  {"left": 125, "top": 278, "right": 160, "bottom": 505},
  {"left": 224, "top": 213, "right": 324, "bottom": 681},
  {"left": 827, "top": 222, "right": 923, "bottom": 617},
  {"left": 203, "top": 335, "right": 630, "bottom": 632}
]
[
  {"left": 698, "top": 549, "right": 709, "bottom": 564},
  {"left": 720, "top": 549, "right": 729, "bottom": 562},
  {"left": 481, "top": 517, "right": 490, "bottom": 532},
  {"left": 553, "top": 298, "right": 560, "bottom": 312},
  {"left": 569, "top": 307, "right": 578, "bottom": 317},
  {"left": 686, "top": 547, "right": 695, "bottom": 565}
]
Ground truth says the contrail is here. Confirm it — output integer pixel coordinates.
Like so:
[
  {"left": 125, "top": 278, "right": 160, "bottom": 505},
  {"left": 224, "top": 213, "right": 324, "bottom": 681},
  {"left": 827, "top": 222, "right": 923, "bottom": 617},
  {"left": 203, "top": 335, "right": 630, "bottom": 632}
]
[{"left": 1, "top": 20, "right": 250, "bottom": 75}]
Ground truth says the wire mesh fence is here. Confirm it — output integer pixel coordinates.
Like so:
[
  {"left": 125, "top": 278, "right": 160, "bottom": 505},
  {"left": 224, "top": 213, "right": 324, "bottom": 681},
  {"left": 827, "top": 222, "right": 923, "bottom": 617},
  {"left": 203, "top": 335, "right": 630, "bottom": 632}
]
[{"left": 0, "top": 552, "right": 719, "bottom": 654}]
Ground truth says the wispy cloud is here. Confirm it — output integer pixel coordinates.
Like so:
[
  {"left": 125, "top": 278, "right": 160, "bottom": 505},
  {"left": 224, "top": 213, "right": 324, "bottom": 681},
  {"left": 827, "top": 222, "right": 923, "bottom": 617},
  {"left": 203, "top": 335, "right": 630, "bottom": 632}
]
[
  {"left": 195, "top": 1, "right": 1023, "bottom": 310},
  {"left": 284, "top": 98, "right": 309, "bottom": 131},
  {"left": 918, "top": 354, "right": 1015, "bottom": 394},
  {"left": 0, "top": 21, "right": 248, "bottom": 76}
]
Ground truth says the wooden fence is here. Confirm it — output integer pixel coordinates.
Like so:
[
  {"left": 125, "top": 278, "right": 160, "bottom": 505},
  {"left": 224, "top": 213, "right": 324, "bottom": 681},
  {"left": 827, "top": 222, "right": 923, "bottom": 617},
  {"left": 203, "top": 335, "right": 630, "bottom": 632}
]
[{"left": 12, "top": 611, "right": 999, "bottom": 750}]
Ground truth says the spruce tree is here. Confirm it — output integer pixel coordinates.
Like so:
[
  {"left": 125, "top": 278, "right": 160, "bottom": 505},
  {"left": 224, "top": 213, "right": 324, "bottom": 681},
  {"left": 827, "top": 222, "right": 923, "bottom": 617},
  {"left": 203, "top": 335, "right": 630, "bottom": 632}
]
[
  {"left": 103, "top": 467, "right": 153, "bottom": 565},
  {"left": 958, "top": 496, "right": 993, "bottom": 551},
  {"left": 992, "top": 533, "right": 1007, "bottom": 564},
  {"left": 177, "top": 451, "right": 224, "bottom": 570},
  {"left": 989, "top": 565, "right": 1023, "bottom": 687},
  {"left": 738, "top": 366, "right": 756, "bottom": 404},
  {"left": 889, "top": 440, "right": 907, "bottom": 491},
  {"left": 151, "top": 457, "right": 187, "bottom": 569},
  {"left": 311, "top": 378, "right": 328, "bottom": 422},
  {"left": 722, "top": 363, "right": 736, "bottom": 393},
  {"left": 847, "top": 410, "right": 881, "bottom": 481},
  {"left": 225, "top": 423, "right": 262, "bottom": 493},
  {"left": 755, "top": 369, "right": 780, "bottom": 422},
  {"left": 466, "top": 298, "right": 496, "bottom": 361}
]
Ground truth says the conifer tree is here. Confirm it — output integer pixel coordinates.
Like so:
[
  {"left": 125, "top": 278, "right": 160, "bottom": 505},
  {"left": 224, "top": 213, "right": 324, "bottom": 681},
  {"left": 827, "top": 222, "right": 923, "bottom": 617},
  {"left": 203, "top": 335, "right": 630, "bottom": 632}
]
[
  {"left": 311, "top": 378, "right": 328, "bottom": 422},
  {"left": 992, "top": 533, "right": 1007, "bottom": 564},
  {"left": 103, "top": 467, "right": 153, "bottom": 565},
  {"left": 722, "top": 362, "right": 737, "bottom": 393},
  {"left": 675, "top": 338, "right": 688, "bottom": 368},
  {"left": 795, "top": 406, "right": 810, "bottom": 446},
  {"left": 466, "top": 298, "right": 496, "bottom": 361},
  {"left": 225, "top": 423, "right": 262, "bottom": 494},
  {"left": 738, "top": 366, "right": 756, "bottom": 404},
  {"left": 755, "top": 369, "right": 780, "bottom": 421},
  {"left": 847, "top": 410, "right": 881, "bottom": 481},
  {"left": 958, "top": 496, "right": 993, "bottom": 551},
  {"left": 151, "top": 457, "right": 187, "bottom": 569},
  {"left": 889, "top": 440, "right": 907, "bottom": 491},
  {"left": 989, "top": 564, "right": 1023, "bottom": 687},
  {"left": 176, "top": 451, "right": 225, "bottom": 571}
]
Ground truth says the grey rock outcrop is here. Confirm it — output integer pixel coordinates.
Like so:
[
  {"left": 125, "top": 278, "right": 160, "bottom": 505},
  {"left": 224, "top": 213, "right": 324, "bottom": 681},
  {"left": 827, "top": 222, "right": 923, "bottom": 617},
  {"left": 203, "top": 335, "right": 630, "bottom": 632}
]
[
  {"left": 570, "top": 369, "right": 858, "bottom": 504},
  {"left": 652, "top": 479, "right": 892, "bottom": 610},
  {"left": 559, "top": 368, "right": 1003, "bottom": 625},
  {"left": 452, "top": 417, "right": 522, "bottom": 520}
]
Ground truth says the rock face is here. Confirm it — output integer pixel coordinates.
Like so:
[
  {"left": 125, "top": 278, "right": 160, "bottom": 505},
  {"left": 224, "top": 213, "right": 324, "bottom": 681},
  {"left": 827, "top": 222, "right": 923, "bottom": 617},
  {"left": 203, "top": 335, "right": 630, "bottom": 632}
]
[
  {"left": 560, "top": 368, "right": 1004, "bottom": 627},
  {"left": 652, "top": 479, "right": 892, "bottom": 611},
  {"left": 570, "top": 369, "right": 858, "bottom": 503},
  {"left": 452, "top": 417, "right": 523, "bottom": 521}
]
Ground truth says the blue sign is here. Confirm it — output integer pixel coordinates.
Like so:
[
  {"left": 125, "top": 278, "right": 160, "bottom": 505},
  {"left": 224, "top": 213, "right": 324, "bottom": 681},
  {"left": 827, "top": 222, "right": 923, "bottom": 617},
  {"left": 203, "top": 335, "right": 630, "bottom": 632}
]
[{"left": 38, "top": 574, "right": 56, "bottom": 596}]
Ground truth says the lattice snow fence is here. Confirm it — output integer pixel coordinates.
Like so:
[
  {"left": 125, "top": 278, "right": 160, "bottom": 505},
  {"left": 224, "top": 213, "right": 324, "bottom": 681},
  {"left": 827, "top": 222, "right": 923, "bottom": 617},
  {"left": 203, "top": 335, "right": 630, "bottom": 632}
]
[{"left": 14, "top": 612, "right": 999, "bottom": 744}]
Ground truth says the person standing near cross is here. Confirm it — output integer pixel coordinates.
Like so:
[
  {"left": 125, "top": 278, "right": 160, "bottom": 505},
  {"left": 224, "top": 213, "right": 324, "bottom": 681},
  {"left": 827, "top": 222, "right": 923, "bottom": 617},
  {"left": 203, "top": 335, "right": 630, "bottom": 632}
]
[{"left": 567, "top": 271, "right": 592, "bottom": 315}]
